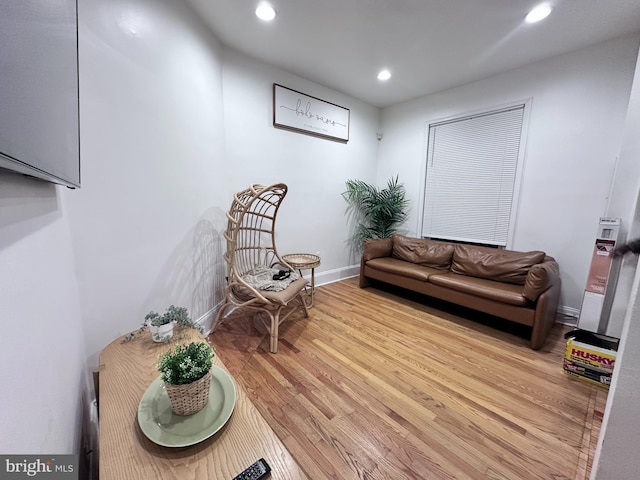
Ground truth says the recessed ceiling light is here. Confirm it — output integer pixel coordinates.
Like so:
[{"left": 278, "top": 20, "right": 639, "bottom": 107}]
[
  {"left": 525, "top": 3, "right": 553, "bottom": 23},
  {"left": 255, "top": 2, "right": 276, "bottom": 21},
  {"left": 377, "top": 69, "right": 392, "bottom": 81}
]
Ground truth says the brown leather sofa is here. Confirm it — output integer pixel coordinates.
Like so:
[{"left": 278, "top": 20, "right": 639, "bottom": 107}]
[{"left": 359, "top": 234, "right": 561, "bottom": 350}]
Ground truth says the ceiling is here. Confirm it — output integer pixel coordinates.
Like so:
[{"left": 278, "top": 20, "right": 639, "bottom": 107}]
[{"left": 185, "top": 0, "right": 640, "bottom": 108}]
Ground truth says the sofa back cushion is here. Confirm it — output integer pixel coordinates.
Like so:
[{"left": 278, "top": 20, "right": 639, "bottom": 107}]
[
  {"left": 451, "top": 244, "right": 545, "bottom": 285},
  {"left": 392, "top": 234, "right": 455, "bottom": 269},
  {"left": 363, "top": 237, "right": 393, "bottom": 262}
]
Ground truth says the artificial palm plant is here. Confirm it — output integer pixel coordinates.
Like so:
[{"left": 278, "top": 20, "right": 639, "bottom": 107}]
[{"left": 343, "top": 175, "right": 409, "bottom": 244}]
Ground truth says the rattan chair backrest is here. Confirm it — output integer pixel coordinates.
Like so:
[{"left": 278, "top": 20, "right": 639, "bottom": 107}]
[{"left": 223, "top": 183, "right": 288, "bottom": 282}]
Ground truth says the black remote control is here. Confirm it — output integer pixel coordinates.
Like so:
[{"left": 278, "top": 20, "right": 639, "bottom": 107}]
[{"left": 232, "top": 458, "right": 271, "bottom": 480}]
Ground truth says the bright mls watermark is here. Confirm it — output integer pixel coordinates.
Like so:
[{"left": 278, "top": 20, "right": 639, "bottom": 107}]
[{"left": 0, "top": 455, "right": 78, "bottom": 479}]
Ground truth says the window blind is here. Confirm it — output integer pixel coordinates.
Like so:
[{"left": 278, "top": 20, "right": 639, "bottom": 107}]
[{"left": 422, "top": 105, "right": 525, "bottom": 246}]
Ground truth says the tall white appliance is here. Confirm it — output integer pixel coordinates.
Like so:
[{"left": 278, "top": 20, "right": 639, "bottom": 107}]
[{"left": 577, "top": 217, "right": 623, "bottom": 334}]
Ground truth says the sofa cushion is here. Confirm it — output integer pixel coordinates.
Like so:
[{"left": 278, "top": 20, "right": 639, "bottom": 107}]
[
  {"left": 365, "top": 257, "right": 444, "bottom": 282},
  {"left": 363, "top": 237, "right": 393, "bottom": 262},
  {"left": 451, "top": 244, "right": 545, "bottom": 285},
  {"left": 523, "top": 258, "right": 559, "bottom": 301},
  {"left": 428, "top": 273, "right": 529, "bottom": 306},
  {"left": 391, "top": 234, "right": 455, "bottom": 270}
]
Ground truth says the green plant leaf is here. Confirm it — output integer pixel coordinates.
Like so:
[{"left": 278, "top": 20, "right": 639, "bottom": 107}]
[
  {"left": 157, "top": 342, "right": 214, "bottom": 385},
  {"left": 343, "top": 175, "right": 409, "bottom": 244}
]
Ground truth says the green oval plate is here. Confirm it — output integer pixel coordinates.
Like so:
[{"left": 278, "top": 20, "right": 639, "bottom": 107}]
[{"left": 137, "top": 366, "right": 236, "bottom": 447}]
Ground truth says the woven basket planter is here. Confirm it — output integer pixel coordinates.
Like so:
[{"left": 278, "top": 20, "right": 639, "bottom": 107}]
[{"left": 164, "top": 369, "right": 212, "bottom": 416}]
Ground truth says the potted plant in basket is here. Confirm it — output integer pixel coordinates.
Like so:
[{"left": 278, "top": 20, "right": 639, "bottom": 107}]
[{"left": 157, "top": 341, "right": 215, "bottom": 415}]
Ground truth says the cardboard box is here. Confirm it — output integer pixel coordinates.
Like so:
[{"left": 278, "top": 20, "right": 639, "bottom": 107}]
[{"left": 563, "top": 330, "right": 618, "bottom": 389}]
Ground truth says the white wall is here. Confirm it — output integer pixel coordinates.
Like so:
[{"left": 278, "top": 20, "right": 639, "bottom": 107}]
[
  {"left": 378, "top": 34, "right": 640, "bottom": 318},
  {"left": 592, "top": 42, "right": 640, "bottom": 480},
  {"left": 69, "top": 0, "right": 228, "bottom": 363},
  {"left": 69, "top": 0, "right": 380, "bottom": 367},
  {"left": 1, "top": 0, "right": 228, "bottom": 460},
  {"left": 221, "top": 49, "right": 381, "bottom": 273},
  {"left": 0, "top": 171, "right": 86, "bottom": 453},
  {"left": 593, "top": 264, "right": 640, "bottom": 478},
  {"left": 1, "top": 0, "right": 380, "bottom": 459},
  {"left": 605, "top": 40, "right": 640, "bottom": 337}
]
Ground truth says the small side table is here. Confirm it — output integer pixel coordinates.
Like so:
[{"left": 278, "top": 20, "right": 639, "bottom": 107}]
[{"left": 282, "top": 253, "right": 321, "bottom": 307}]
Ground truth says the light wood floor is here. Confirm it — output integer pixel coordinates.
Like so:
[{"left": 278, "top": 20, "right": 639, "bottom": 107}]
[{"left": 209, "top": 277, "right": 608, "bottom": 480}]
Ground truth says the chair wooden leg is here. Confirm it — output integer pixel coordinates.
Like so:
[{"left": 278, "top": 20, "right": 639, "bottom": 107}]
[
  {"left": 269, "top": 311, "right": 279, "bottom": 353},
  {"left": 300, "top": 296, "right": 309, "bottom": 318}
]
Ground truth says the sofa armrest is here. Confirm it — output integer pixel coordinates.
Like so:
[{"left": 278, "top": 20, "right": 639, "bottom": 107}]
[
  {"left": 360, "top": 237, "right": 393, "bottom": 288},
  {"left": 531, "top": 280, "right": 561, "bottom": 349},
  {"left": 363, "top": 237, "right": 393, "bottom": 262},
  {"left": 523, "top": 257, "right": 560, "bottom": 302}
]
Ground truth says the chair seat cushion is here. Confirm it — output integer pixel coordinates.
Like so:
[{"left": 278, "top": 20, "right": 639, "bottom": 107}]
[
  {"left": 242, "top": 265, "right": 300, "bottom": 291},
  {"left": 259, "top": 278, "right": 309, "bottom": 305},
  {"left": 232, "top": 277, "right": 309, "bottom": 306}
]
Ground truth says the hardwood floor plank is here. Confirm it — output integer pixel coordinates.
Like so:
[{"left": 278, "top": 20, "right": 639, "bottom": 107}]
[
  {"left": 310, "top": 301, "right": 587, "bottom": 470},
  {"left": 210, "top": 278, "right": 606, "bottom": 479}
]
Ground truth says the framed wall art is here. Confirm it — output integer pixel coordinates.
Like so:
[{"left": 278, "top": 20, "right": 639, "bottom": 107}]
[{"left": 273, "top": 84, "right": 350, "bottom": 142}]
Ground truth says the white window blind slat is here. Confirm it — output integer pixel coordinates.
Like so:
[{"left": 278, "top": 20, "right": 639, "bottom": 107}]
[{"left": 422, "top": 105, "right": 524, "bottom": 246}]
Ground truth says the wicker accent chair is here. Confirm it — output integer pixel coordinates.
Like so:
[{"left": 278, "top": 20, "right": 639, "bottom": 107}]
[{"left": 214, "top": 183, "right": 309, "bottom": 353}]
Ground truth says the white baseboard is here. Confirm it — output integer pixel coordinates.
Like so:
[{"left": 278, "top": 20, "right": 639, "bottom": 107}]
[
  {"left": 556, "top": 305, "right": 579, "bottom": 326},
  {"left": 195, "top": 303, "right": 223, "bottom": 335},
  {"left": 310, "top": 264, "right": 360, "bottom": 286}
]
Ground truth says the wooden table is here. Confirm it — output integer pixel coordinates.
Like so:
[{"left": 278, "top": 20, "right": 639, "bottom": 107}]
[
  {"left": 98, "top": 328, "right": 309, "bottom": 480},
  {"left": 282, "top": 253, "right": 321, "bottom": 307}
]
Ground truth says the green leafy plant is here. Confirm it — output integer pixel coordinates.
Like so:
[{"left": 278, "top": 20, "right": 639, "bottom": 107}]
[
  {"left": 157, "top": 342, "right": 214, "bottom": 385},
  {"left": 121, "top": 305, "right": 204, "bottom": 343},
  {"left": 145, "top": 305, "right": 202, "bottom": 331},
  {"left": 343, "top": 175, "right": 409, "bottom": 243}
]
